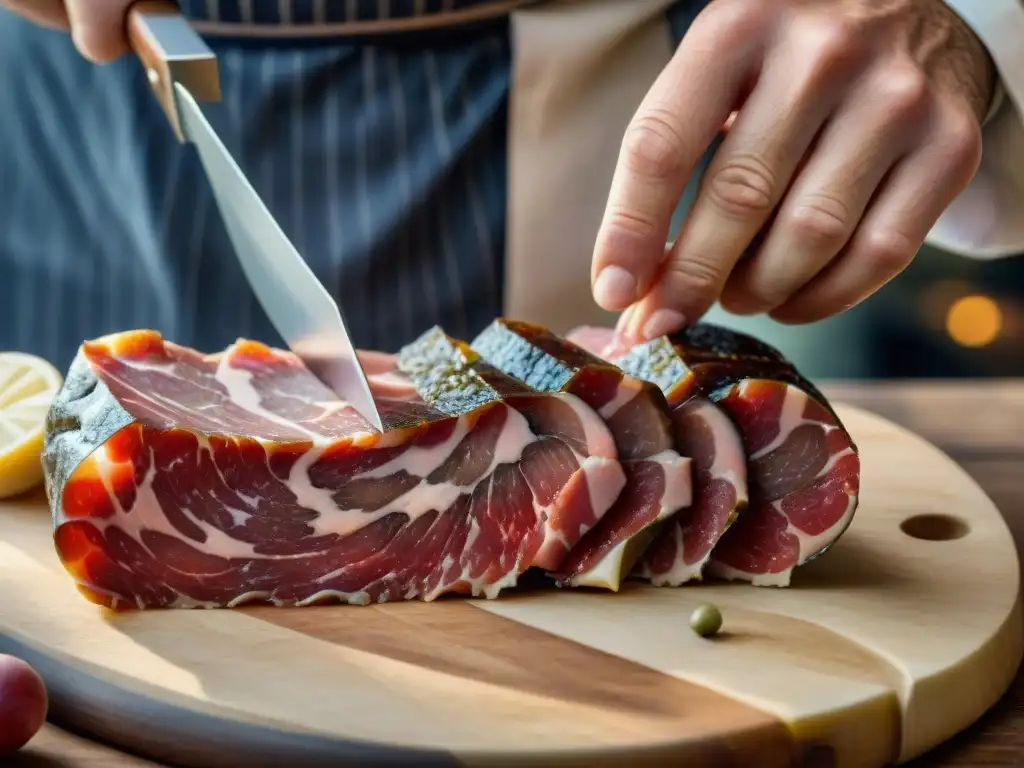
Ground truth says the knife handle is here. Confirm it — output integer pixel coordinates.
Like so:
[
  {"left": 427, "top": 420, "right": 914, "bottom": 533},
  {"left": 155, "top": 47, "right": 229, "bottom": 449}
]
[{"left": 127, "top": 1, "right": 222, "bottom": 143}]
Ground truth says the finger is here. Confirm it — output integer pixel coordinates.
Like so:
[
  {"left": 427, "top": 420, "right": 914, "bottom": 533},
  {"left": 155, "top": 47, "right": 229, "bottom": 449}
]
[
  {"left": 632, "top": 26, "right": 856, "bottom": 339},
  {"left": 2, "top": 0, "right": 69, "bottom": 29},
  {"left": 721, "top": 66, "right": 930, "bottom": 315},
  {"left": 770, "top": 107, "right": 982, "bottom": 324},
  {"left": 590, "top": 1, "right": 765, "bottom": 311},
  {"left": 65, "top": 0, "right": 131, "bottom": 63}
]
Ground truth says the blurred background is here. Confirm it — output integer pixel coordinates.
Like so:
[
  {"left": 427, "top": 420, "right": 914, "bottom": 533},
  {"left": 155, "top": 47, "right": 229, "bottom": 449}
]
[{"left": 675, "top": 142, "right": 1024, "bottom": 381}]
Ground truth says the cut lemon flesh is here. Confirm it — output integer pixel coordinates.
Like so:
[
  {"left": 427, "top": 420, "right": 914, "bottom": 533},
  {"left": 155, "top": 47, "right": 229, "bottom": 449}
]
[{"left": 0, "top": 353, "right": 63, "bottom": 500}]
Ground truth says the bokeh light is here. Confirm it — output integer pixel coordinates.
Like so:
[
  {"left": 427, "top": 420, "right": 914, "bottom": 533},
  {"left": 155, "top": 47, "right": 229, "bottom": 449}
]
[{"left": 945, "top": 295, "right": 1003, "bottom": 348}]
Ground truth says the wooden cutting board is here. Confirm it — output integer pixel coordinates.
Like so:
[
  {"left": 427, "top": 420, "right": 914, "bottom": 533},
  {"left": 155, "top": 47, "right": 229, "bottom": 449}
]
[{"left": 0, "top": 404, "right": 1020, "bottom": 768}]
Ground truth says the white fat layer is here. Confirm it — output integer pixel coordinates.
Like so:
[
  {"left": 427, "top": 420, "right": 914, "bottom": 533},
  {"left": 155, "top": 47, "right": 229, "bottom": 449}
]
[
  {"left": 531, "top": 455, "right": 626, "bottom": 571},
  {"left": 87, "top": 438, "right": 266, "bottom": 560},
  {"left": 568, "top": 450, "right": 692, "bottom": 590},
  {"left": 706, "top": 559, "right": 793, "bottom": 588},
  {"left": 70, "top": 402, "right": 583, "bottom": 602},
  {"left": 658, "top": 451, "right": 694, "bottom": 513},
  {"left": 558, "top": 391, "right": 617, "bottom": 460},
  {"left": 596, "top": 377, "right": 643, "bottom": 420},
  {"left": 708, "top": 384, "right": 858, "bottom": 586},
  {"left": 88, "top": 407, "right": 539, "bottom": 562},
  {"left": 213, "top": 357, "right": 338, "bottom": 446},
  {"left": 299, "top": 407, "right": 536, "bottom": 537},
  {"left": 63, "top": 351, "right": 634, "bottom": 605},
  {"left": 638, "top": 402, "right": 749, "bottom": 586},
  {"left": 642, "top": 523, "right": 700, "bottom": 587},
  {"left": 698, "top": 400, "right": 748, "bottom": 500}
]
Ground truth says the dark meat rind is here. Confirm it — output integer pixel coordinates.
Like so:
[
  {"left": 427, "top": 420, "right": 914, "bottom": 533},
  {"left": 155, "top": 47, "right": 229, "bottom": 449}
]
[
  {"left": 43, "top": 350, "right": 135, "bottom": 528},
  {"left": 624, "top": 323, "right": 860, "bottom": 585},
  {"left": 397, "top": 326, "right": 535, "bottom": 416}
]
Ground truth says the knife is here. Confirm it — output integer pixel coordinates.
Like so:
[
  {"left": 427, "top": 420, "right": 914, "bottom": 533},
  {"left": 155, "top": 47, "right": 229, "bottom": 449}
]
[{"left": 126, "top": 1, "right": 385, "bottom": 433}]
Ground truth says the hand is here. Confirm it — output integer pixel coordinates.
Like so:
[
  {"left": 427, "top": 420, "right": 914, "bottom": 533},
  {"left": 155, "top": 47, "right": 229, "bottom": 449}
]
[
  {"left": 2, "top": 0, "right": 134, "bottom": 63},
  {"left": 591, "top": 0, "right": 996, "bottom": 342}
]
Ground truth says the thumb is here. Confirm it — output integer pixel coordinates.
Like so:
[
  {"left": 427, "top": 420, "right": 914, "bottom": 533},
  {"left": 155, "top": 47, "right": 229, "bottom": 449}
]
[{"left": 65, "top": 0, "right": 132, "bottom": 63}]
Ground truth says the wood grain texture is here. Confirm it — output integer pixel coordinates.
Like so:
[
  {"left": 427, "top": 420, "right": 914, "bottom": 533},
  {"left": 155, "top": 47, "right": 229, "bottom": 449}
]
[{"left": 11, "top": 387, "right": 1024, "bottom": 767}]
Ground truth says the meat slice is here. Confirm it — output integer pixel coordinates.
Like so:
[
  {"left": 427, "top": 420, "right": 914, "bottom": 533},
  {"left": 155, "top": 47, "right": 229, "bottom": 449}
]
[
  {"left": 632, "top": 397, "right": 748, "bottom": 586},
  {"left": 575, "top": 323, "right": 861, "bottom": 587},
  {"left": 470, "top": 319, "right": 692, "bottom": 590},
  {"left": 396, "top": 327, "right": 626, "bottom": 571},
  {"left": 42, "top": 329, "right": 625, "bottom": 610},
  {"left": 567, "top": 328, "right": 747, "bottom": 586}
]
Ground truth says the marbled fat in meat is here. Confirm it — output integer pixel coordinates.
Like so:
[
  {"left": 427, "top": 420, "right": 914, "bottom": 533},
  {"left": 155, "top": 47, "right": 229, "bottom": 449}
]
[
  {"left": 566, "top": 327, "right": 748, "bottom": 585},
  {"left": 472, "top": 320, "right": 692, "bottom": 590},
  {"left": 43, "top": 328, "right": 625, "bottom": 609},
  {"left": 570, "top": 323, "right": 859, "bottom": 587}
]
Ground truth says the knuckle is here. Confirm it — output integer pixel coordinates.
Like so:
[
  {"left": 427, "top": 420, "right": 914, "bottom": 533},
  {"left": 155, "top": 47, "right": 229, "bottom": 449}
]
[
  {"left": 692, "top": 0, "right": 766, "bottom": 48},
  {"left": 861, "top": 229, "right": 916, "bottom": 273},
  {"left": 941, "top": 109, "right": 983, "bottom": 176},
  {"left": 812, "top": 20, "right": 859, "bottom": 63},
  {"left": 878, "top": 67, "right": 930, "bottom": 121},
  {"left": 787, "top": 195, "right": 851, "bottom": 249},
  {"left": 603, "top": 205, "right": 661, "bottom": 243},
  {"left": 803, "top": 17, "right": 864, "bottom": 71},
  {"left": 622, "top": 109, "right": 689, "bottom": 181},
  {"left": 705, "top": 155, "right": 777, "bottom": 219},
  {"left": 665, "top": 255, "right": 723, "bottom": 297}
]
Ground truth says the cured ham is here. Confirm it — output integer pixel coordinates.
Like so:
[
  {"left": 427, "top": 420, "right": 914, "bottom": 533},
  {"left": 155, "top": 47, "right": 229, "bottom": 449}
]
[
  {"left": 568, "top": 327, "right": 748, "bottom": 586},
  {"left": 571, "top": 324, "right": 860, "bottom": 587},
  {"left": 471, "top": 320, "right": 691, "bottom": 590},
  {"left": 44, "top": 319, "right": 859, "bottom": 609},
  {"left": 42, "top": 329, "right": 626, "bottom": 609},
  {"left": 634, "top": 398, "right": 749, "bottom": 586}
]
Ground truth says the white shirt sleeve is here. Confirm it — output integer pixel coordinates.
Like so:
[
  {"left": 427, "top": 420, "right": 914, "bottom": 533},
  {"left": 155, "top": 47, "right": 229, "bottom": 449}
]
[{"left": 926, "top": 0, "right": 1024, "bottom": 260}]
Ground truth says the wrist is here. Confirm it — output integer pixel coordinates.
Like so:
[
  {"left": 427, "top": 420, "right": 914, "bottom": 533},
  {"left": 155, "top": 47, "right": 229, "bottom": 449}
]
[{"left": 947, "top": 6, "right": 997, "bottom": 121}]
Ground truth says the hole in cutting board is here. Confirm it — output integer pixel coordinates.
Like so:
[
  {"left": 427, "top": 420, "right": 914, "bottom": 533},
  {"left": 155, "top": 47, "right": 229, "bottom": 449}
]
[{"left": 900, "top": 514, "right": 970, "bottom": 541}]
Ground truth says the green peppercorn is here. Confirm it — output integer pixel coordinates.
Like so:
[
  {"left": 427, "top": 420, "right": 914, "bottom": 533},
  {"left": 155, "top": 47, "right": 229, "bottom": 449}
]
[{"left": 690, "top": 603, "right": 723, "bottom": 637}]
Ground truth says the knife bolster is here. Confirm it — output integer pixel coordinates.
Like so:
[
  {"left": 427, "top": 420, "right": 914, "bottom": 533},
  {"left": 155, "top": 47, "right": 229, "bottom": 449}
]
[{"left": 127, "top": 1, "right": 223, "bottom": 143}]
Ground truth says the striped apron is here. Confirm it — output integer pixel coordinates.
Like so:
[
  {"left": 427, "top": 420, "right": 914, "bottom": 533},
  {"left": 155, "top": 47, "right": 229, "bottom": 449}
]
[
  {"left": 0, "top": 0, "right": 707, "bottom": 372},
  {"left": 1, "top": 0, "right": 868, "bottom": 377}
]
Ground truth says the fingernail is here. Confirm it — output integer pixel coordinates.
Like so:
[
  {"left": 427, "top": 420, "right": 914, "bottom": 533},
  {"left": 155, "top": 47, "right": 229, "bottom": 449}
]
[
  {"left": 593, "top": 266, "right": 637, "bottom": 309},
  {"left": 615, "top": 306, "right": 635, "bottom": 334},
  {"left": 641, "top": 309, "right": 685, "bottom": 341},
  {"left": 613, "top": 306, "right": 638, "bottom": 343}
]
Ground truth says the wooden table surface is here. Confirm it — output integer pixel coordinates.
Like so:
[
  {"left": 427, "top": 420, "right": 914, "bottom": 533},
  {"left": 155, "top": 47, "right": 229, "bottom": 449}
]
[{"left": 12, "top": 379, "right": 1024, "bottom": 768}]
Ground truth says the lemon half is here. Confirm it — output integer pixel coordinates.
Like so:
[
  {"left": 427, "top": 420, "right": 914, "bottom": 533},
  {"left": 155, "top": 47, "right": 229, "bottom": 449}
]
[{"left": 0, "top": 353, "right": 63, "bottom": 499}]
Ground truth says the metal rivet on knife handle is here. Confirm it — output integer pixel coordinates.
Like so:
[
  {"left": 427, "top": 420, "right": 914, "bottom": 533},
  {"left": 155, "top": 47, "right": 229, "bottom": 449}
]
[{"left": 127, "top": 0, "right": 222, "bottom": 143}]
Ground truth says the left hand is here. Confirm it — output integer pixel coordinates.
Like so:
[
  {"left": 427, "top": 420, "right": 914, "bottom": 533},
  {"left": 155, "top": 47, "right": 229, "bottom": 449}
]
[{"left": 591, "top": 0, "right": 996, "bottom": 342}]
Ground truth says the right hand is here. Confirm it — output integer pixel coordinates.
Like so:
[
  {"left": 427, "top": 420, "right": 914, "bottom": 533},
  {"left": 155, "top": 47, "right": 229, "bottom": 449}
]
[{"left": 2, "top": 0, "right": 134, "bottom": 63}]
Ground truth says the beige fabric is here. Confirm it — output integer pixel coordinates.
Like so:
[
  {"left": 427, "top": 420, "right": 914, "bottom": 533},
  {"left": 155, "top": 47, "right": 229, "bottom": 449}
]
[{"left": 506, "top": 0, "right": 677, "bottom": 333}]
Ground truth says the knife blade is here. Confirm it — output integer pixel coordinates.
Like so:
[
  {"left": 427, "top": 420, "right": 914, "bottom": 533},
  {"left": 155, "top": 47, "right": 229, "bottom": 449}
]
[{"left": 127, "top": 1, "right": 384, "bottom": 433}]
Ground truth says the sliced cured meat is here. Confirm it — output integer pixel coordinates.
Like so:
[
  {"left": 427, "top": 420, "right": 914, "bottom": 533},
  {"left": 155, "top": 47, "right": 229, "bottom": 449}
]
[
  {"left": 633, "top": 398, "right": 748, "bottom": 586},
  {"left": 567, "top": 327, "right": 747, "bottom": 585},
  {"left": 585, "top": 323, "right": 861, "bottom": 587},
  {"left": 471, "top": 319, "right": 692, "bottom": 590},
  {"left": 43, "top": 328, "right": 626, "bottom": 609},
  {"left": 396, "top": 328, "right": 627, "bottom": 571}
]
